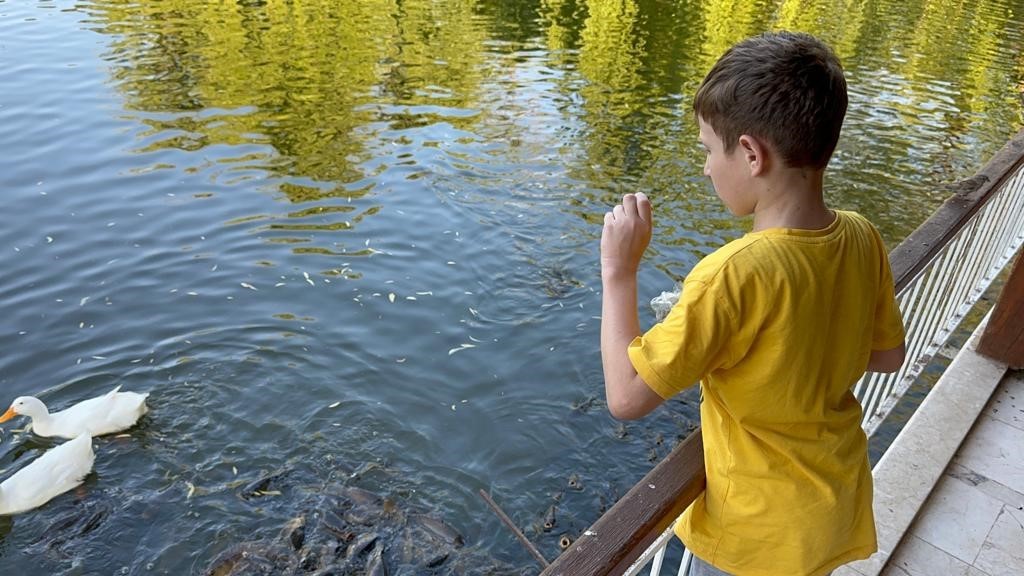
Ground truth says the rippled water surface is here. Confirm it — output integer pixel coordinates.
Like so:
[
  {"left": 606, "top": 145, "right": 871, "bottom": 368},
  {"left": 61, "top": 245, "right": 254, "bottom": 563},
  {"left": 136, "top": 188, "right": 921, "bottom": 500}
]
[{"left": 1, "top": 0, "right": 1022, "bottom": 573}]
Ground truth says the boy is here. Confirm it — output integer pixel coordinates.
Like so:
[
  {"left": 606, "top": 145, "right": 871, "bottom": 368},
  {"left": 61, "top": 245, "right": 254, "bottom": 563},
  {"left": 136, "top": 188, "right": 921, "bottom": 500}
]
[{"left": 600, "top": 32, "right": 906, "bottom": 576}]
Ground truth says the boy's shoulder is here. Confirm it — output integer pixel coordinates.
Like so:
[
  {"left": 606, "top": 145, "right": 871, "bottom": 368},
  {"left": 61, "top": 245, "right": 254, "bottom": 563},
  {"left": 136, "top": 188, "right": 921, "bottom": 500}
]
[
  {"left": 684, "top": 211, "right": 881, "bottom": 286},
  {"left": 685, "top": 234, "right": 768, "bottom": 287}
]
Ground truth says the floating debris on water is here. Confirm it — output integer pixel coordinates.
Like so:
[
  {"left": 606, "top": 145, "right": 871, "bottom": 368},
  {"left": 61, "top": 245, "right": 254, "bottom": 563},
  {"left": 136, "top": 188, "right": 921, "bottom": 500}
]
[
  {"left": 239, "top": 470, "right": 290, "bottom": 501},
  {"left": 447, "top": 343, "right": 475, "bottom": 355}
]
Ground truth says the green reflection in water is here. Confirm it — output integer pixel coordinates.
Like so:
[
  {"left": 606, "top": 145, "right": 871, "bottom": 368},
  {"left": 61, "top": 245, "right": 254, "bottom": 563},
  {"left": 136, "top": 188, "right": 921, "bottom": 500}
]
[
  {"left": 81, "top": 0, "right": 1024, "bottom": 266},
  {"left": 3, "top": 1, "right": 1022, "bottom": 572}
]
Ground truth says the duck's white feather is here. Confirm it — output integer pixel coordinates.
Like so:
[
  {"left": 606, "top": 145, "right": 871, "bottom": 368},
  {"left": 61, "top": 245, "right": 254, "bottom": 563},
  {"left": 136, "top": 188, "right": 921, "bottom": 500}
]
[
  {"left": 36, "top": 386, "right": 149, "bottom": 438},
  {"left": 0, "top": 434, "right": 94, "bottom": 515}
]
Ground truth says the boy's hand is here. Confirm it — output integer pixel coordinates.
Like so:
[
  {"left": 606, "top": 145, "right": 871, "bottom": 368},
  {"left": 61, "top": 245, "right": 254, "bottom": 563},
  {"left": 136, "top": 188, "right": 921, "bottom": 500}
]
[
  {"left": 600, "top": 192, "right": 663, "bottom": 420},
  {"left": 601, "top": 193, "right": 653, "bottom": 279}
]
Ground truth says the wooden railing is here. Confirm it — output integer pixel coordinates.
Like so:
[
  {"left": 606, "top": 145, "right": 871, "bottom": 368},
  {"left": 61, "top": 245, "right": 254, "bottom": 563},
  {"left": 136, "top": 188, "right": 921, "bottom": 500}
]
[{"left": 540, "top": 128, "right": 1024, "bottom": 576}]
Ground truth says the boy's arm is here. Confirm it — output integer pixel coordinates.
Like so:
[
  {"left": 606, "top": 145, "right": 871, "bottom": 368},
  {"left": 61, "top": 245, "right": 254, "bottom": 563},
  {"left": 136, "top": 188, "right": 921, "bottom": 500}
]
[
  {"left": 600, "top": 193, "right": 664, "bottom": 420},
  {"left": 867, "top": 342, "right": 905, "bottom": 373},
  {"left": 867, "top": 227, "right": 907, "bottom": 374}
]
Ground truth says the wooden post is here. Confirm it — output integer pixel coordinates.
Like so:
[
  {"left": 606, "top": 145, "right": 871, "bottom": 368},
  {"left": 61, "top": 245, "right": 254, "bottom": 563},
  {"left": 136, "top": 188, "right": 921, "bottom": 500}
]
[{"left": 979, "top": 249, "right": 1024, "bottom": 368}]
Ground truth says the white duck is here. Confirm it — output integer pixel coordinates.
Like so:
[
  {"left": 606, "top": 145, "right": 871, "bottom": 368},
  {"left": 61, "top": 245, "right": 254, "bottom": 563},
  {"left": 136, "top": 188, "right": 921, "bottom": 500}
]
[
  {"left": 0, "top": 385, "right": 149, "bottom": 439},
  {"left": 0, "top": 433, "right": 95, "bottom": 515}
]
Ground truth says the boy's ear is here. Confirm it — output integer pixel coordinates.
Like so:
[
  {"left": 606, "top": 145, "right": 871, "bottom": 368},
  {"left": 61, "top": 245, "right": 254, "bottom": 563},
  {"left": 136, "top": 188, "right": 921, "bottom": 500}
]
[{"left": 737, "top": 134, "right": 769, "bottom": 177}]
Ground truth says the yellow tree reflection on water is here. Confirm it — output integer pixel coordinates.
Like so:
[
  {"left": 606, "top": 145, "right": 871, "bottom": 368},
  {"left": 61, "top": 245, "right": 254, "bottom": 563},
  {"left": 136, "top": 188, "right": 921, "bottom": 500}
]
[
  {"left": 83, "top": 0, "right": 491, "bottom": 261},
  {"left": 81, "top": 0, "right": 1024, "bottom": 263}
]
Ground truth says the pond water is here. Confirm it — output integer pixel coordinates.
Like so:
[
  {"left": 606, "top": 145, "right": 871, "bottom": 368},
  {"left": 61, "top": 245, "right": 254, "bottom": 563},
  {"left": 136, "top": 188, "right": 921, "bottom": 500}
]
[{"left": 1, "top": 0, "right": 1022, "bottom": 573}]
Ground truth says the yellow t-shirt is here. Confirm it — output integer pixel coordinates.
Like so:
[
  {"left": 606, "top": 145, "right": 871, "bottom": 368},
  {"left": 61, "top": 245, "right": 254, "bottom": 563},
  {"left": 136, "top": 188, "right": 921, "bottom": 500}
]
[{"left": 628, "top": 210, "right": 904, "bottom": 576}]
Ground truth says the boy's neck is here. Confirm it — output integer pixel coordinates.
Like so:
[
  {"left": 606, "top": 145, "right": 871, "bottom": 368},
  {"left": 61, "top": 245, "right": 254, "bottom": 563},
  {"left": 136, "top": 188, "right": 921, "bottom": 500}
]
[{"left": 750, "top": 167, "right": 834, "bottom": 232}]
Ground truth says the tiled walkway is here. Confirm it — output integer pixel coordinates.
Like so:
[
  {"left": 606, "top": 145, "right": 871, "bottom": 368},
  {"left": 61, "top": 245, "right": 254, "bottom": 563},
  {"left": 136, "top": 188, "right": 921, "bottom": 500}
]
[
  {"left": 882, "top": 370, "right": 1024, "bottom": 576},
  {"left": 836, "top": 315, "right": 1023, "bottom": 576}
]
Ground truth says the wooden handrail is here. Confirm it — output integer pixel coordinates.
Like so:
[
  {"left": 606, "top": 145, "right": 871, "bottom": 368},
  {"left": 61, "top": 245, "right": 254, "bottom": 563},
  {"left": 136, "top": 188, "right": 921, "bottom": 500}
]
[
  {"left": 540, "top": 432, "right": 705, "bottom": 576},
  {"left": 540, "top": 128, "right": 1024, "bottom": 576},
  {"left": 888, "top": 129, "right": 1024, "bottom": 292}
]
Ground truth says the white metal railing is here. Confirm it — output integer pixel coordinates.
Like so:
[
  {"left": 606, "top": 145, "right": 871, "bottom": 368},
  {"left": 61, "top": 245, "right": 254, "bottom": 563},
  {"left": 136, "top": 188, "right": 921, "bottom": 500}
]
[
  {"left": 625, "top": 157, "right": 1024, "bottom": 576},
  {"left": 855, "top": 162, "right": 1024, "bottom": 434},
  {"left": 621, "top": 528, "right": 689, "bottom": 576}
]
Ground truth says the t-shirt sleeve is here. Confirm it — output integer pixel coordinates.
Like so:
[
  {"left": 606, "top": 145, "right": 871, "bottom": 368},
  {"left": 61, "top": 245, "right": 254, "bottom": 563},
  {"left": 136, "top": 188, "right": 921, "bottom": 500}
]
[
  {"left": 872, "top": 241, "right": 905, "bottom": 351},
  {"left": 627, "top": 279, "right": 737, "bottom": 399}
]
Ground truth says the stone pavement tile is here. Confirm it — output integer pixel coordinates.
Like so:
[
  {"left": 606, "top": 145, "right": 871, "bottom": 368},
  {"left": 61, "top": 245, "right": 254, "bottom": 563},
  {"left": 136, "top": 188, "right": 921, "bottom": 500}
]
[
  {"left": 946, "top": 462, "right": 1024, "bottom": 511},
  {"left": 884, "top": 535, "right": 974, "bottom": 576},
  {"left": 955, "top": 415, "right": 1024, "bottom": 494},
  {"left": 837, "top": 549, "right": 889, "bottom": 576},
  {"left": 983, "top": 371, "right": 1024, "bottom": 431},
  {"left": 910, "top": 474, "right": 1003, "bottom": 564},
  {"left": 974, "top": 505, "right": 1024, "bottom": 576},
  {"left": 833, "top": 565, "right": 868, "bottom": 576}
]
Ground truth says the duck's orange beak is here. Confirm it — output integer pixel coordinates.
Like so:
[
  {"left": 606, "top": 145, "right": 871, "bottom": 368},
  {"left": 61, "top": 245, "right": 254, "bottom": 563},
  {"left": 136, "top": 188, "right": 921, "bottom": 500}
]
[{"left": 0, "top": 406, "right": 16, "bottom": 423}]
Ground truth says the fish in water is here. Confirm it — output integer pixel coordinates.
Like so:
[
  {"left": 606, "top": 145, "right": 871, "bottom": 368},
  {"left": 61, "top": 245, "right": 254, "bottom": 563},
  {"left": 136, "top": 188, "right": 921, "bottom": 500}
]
[
  {"left": 204, "top": 473, "right": 508, "bottom": 575},
  {"left": 364, "top": 542, "right": 388, "bottom": 576},
  {"left": 239, "top": 469, "right": 290, "bottom": 500},
  {"left": 542, "top": 505, "right": 557, "bottom": 531},
  {"left": 281, "top": 515, "right": 306, "bottom": 551}
]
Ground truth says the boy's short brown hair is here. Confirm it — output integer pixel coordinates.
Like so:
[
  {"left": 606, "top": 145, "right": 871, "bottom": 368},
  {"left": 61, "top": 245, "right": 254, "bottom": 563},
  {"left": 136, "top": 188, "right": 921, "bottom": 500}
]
[{"left": 694, "top": 31, "right": 847, "bottom": 170}]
